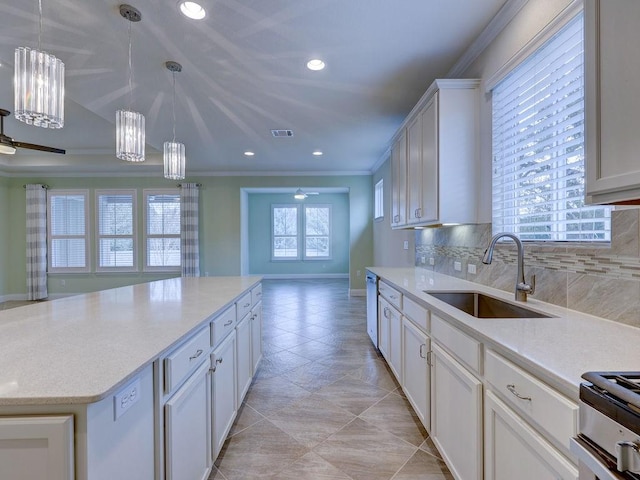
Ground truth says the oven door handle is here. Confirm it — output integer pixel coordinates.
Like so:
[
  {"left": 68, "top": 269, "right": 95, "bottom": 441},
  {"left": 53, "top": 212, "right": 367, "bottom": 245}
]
[{"left": 616, "top": 441, "right": 640, "bottom": 474}]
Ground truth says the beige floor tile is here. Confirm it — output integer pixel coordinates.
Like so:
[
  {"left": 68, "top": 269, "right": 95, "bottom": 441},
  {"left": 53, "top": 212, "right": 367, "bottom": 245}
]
[
  {"left": 285, "top": 361, "right": 349, "bottom": 392},
  {"left": 314, "top": 377, "right": 390, "bottom": 415},
  {"left": 392, "top": 449, "right": 454, "bottom": 479},
  {"left": 207, "top": 465, "right": 227, "bottom": 479},
  {"left": 215, "top": 420, "right": 308, "bottom": 479},
  {"left": 347, "top": 358, "right": 400, "bottom": 391},
  {"left": 359, "top": 393, "right": 428, "bottom": 447},
  {"left": 228, "top": 403, "right": 264, "bottom": 437},
  {"left": 244, "top": 375, "right": 312, "bottom": 416},
  {"left": 419, "top": 437, "right": 443, "bottom": 460},
  {"left": 268, "top": 393, "right": 356, "bottom": 448},
  {"left": 314, "top": 418, "right": 417, "bottom": 480},
  {"left": 267, "top": 452, "right": 351, "bottom": 480},
  {"left": 285, "top": 340, "right": 340, "bottom": 362}
]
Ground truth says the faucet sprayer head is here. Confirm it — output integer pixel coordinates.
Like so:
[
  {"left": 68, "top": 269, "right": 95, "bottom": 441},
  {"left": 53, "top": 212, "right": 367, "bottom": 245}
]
[{"left": 482, "top": 248, "right": 493, "bottom": 264}]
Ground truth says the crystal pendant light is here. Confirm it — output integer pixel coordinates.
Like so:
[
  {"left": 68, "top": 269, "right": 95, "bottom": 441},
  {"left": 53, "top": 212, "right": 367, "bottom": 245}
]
[
  {"left": 163, "top": 61, "right": 185, "bottom": 180},
  {"left": 14, "top": 0, "right": 65, "bottom": 129},
  {"left": 116, "top": 4, "right": 145, "bottom": 162}
]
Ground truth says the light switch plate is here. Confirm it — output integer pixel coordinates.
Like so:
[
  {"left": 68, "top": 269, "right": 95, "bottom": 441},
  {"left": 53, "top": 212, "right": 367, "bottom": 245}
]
[
  {"left": 468, "top": 264, "right": 477, "bottom": 274},
  {"left": 429, "top": 257, "right": 435, "bottom": 266},
  {"left": 454, "top": 261, "right": 462, "bottom": 271},
  {"left": 403, "top": 240, "right": 409, "bottom": 250},
  {"left": 114, "top": 378, "right": 141, "bottom": 420}
]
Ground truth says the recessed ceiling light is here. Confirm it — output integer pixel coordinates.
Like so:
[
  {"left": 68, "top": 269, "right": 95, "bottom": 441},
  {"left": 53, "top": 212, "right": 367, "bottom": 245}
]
[
  {"left": 244, "top": 151, "right": 255, "bottom": 156},
  {"left": 312, "top": 150, "right": 323, "bottom": 156},
  {"left": 179, "top": 1, "right": 206, "bottom": 20},
  {"left": 307, "top": 59, "right": 325, "bottom": 71}
]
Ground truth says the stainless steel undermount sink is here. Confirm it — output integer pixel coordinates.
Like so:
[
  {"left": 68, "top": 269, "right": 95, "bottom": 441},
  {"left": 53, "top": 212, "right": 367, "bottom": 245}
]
[{"left": 423, "top": 291, "right": 554, "bottom": 319}]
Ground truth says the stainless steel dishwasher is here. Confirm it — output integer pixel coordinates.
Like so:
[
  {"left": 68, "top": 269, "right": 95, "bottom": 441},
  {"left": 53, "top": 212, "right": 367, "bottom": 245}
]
[{"left": 365, "top": 271, "right": 378, "bottom": 348}]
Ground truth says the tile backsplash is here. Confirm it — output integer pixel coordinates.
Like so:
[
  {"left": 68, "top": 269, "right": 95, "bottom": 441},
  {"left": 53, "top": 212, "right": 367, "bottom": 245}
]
[{"left": 415, "top": 210, "right": 640, "bottom": 328}]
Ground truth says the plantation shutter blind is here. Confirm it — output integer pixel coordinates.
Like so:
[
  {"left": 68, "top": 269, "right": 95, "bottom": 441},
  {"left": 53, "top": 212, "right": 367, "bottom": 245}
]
[
  {"left": 49, "top": 192, "right": 88, "bottom": 270},
  {"left": 491, "top": 12, "right": 610, "bottom": 241}
]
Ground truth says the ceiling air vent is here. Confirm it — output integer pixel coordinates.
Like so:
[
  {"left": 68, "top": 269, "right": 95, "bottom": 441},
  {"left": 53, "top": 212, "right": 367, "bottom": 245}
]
[{"left": 271, "top": 129, "right": 294, "bottom": 138}]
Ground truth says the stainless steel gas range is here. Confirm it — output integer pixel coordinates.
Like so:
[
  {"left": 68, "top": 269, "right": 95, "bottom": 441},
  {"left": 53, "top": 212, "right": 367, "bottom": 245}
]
[{"left": 571, "top": 372, "right": 640, "bottom": 480}]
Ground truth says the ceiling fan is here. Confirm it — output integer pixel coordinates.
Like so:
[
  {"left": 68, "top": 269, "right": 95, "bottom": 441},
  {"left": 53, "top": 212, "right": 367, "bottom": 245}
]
[
  {"left": 0, "top": 109, "right": 66, "bottom": 155},
  {"left": 294, "top": 188, "right": 320, "bottom": 199}
]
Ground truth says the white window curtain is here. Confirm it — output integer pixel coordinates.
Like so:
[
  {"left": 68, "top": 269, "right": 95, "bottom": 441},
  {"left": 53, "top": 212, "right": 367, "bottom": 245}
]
[
  {"left": 26, "top": 184, "right": 48, "bottom": 300},
  {"left": 180, "top": 183, "right": 200, "bottom": 277}
]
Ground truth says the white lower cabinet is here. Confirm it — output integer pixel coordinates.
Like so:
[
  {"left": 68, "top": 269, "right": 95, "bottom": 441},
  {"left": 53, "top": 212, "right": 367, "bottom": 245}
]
[
  {"left": 485, "top": 390, "right": 578, "bottom": 480},
  {"left": 378, "top": 297, "right": 391, "bottom": 360},
  {"left": 165, "top": 361, "right": 212, "bottom": 480},
  {"left": 250, "top": 302, "right": 263, "bottom": 374},
  {"left": 401, "top": 316, "right": 430, "bottom": 429},
  {"left": 0, "top": 415, "right": 74, "bottom": 480},
  {"left": 389, "top": 305, "right": 403, "bottom": 381},
  {"left": 431, "top": 343, "right": 483, "bottom": 480},
  {"left": 211, "top": 330, "right": 237, "bottom": 459},
  {"left": 236, "top": 313, "right": 252, "bottom": 405}
]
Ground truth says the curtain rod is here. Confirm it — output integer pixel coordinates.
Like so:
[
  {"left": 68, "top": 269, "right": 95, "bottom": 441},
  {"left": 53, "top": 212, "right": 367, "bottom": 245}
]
[
  {"left": 23, "top": 184, "right": 49, "bottom": 189},
  {"left": 177, "top": 183, "right": 202, "bottom": 187}
]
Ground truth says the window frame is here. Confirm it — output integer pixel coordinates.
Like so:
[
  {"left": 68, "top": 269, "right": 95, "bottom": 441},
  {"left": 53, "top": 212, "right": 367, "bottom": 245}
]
[
  {"left": 47, "top": 189, "right": 90, "bottom": 273},
  {"left": 303, "top": 204, "right": 332, "bottom": 260},
  {"left": 95, "top": 189, "right": 138, "bottom": 272},
  {"left": 143, "top": 189, "right": 181, "bottom": 272},
  {"left": 489, "top": 9, "right": 611, "bottom": 243},
  {"left": 374, "top": 179, "right": 384, "bottom": 220},
  {"left": 271, "top": 204, "right": 301, "bottom": 261}
]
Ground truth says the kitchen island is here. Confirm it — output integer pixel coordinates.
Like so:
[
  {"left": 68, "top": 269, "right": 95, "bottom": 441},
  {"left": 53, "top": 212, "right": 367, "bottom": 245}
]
[{"left": 0, "top": 276, "right": 262, "bottom": 480}]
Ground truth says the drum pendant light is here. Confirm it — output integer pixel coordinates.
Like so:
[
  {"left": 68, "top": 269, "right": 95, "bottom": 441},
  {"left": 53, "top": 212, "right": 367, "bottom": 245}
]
[
  {"left": 163, "top": 61, "right": 185, "bottom": 180},
  {"left": 116, "top": 4, "right": 145, "bottom": 162},
  {"left": 14, "top": 0, "right": 65, "bottom": 129}
]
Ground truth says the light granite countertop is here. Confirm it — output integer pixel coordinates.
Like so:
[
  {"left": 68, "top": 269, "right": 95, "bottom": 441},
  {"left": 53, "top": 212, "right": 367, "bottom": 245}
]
[
  {"left": 0, "top": 276, "right": 261, "bottom": 406},
  {"left": 368, "top": 267, "right": 640, "bottom": 400}
]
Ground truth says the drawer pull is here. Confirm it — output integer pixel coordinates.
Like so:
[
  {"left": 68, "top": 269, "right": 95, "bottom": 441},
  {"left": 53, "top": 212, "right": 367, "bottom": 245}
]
[
  {"left": 507, "top": 384, "right": 531, "bottom": 401},
  {"left": 224, "top": 320, "right": 233, "bottom": 327},
  {"left": 419, "top": 344, "right": 426, "bottom": 359},
  {"left": 216, "top": 357, "right": 224, "bottom": 365},
  {"left": 390, "top": 294, "right": 398, "bottom": 300},
  {"left": 243, "top": 302, "right": 251, "bottom": 308},
  {"left": 189, "top": 349, "right": 203, "bottom": 361},
  {"left": 383, "top": 307, "right": 390, "bottom": 318},
  {"left": 426, "top": 350, "right": 433, "bottom": 367},
  {"left": 256, "top": 292, "right": 262, "bottom": 296},
  {"left": 210, "top": 366, "right": 216, "bottom": 373}
]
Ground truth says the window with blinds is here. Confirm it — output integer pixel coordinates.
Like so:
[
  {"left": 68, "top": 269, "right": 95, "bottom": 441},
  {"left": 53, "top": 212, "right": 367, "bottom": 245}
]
[
  {"left": 96, "top": 190, "right": 137, "bottom": 270},
  {"left": 304, "top": 205, "right": 331, "bottom": 260},
  {"left": 374, "top": 179, "right": 384, "bottom": 220},
  {"left": 144, "top": 190, "right": 181, "bottom": 270},
  {"left": 47, "top": 190, "right": 90, "bottom": 272},
  {"left": 492, "top": 12, "right": 610, "bottom": 242},
  {"left": 272, "top": 205, "right": 299, "bottom": 260}
]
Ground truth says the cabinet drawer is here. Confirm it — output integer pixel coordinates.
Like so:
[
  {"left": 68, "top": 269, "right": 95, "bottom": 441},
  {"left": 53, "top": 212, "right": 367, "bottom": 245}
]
[
  {"left": 211, "top": 304, "right": 236, "bottom": 348},
  {"left": 484, "top": 349, "right": 578, "bottom": 449},
  {"left": 236, "top": 292, "right": 252, "bottom": 322},
  {"left": 431, "top": 314, "right": 481, "bottom": 374},
  {"left": 403, "top": 296, "right": 429, "bottom": 332},
  {"left": 379, "top": 281, "right": 402, "bottom": 309},
  {"left": 251, "top": 283, "right": 262, "bottom": 306},
  {"left": 164, "top": 325, "right": 210, "bottom": 394}
]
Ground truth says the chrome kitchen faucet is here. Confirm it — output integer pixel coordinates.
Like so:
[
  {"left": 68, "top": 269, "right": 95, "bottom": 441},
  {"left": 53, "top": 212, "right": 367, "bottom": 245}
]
[{"left": 482, "top": 233, "right": 535, "bottom": 302}]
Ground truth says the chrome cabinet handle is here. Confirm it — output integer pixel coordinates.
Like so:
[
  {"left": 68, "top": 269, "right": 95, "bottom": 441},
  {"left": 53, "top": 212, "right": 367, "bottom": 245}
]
[
  {"left": 243, "top": 302, "right": 250, "bottom": 308},
  {"left": 417, "top": 208, "right": 421, "bottom": 218},
  {"left": 210, "top": 366, "right": 216, "bottom": 373},
  {"left": 216, "top": 357, "right": 223, "bottom": 364},
  {"left": 224, "top": 320, "right": 233, "bottom": 327},
  {"left": 189, "top": 349, "right": 203, "bottom": 360},
  {"left": 426, "top": 350, "right": 433, "bottom": 367},
  {"left": 419, "top": 344, "right": 426, "bottom": 359},
  {"left": 506, "top": 384, "right": 531, "bottom": 401},
  {"left": 390, "top": 294, "right": 398, "bottom": 300},
  {"left": 394, "top": 215, "right": 400, "bottom": 223},
  {"left": 383, "top": 307, "right": 390, "bottom": 318},
  {"left": 616, "top": 441, "right": 640, "bottom": 473}
]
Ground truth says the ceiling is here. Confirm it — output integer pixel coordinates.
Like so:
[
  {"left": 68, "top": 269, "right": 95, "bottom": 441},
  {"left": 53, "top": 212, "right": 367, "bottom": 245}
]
[{"left": 0, "top": 0, "right": 508, "bottom": 176}]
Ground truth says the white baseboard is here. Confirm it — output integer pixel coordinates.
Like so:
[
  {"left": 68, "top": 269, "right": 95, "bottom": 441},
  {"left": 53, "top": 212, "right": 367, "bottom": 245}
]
[
  {"left": 349, "top": 289, "right": 366, "bottom": 297},
  {"left": 0, "top": 294, "right": 28, "bottom": 302},
  {"left": 259, "top": 273, "right": 349, "bottom": 280}
]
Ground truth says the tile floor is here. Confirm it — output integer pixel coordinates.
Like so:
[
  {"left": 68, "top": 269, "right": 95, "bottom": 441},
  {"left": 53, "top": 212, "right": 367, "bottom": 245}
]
[{"left": 211, "top": 278, "right": 454, "bottom": 480}]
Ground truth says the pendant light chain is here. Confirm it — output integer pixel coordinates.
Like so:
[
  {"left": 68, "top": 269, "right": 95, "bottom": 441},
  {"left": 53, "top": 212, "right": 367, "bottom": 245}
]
[
  {"left": 128, "top": 21, "right": 133, "bottom": 109},
  {"left": 172, "top": 71, "right": 176, "bottom": 142},
  {"left": 37, "top": 0, "right": 42, "bottom": 51}
]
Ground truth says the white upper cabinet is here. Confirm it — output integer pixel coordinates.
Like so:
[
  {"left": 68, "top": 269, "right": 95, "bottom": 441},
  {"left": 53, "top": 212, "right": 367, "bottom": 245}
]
[
  {"left": 391, "top": 79, "right": 480, "bottom": 228},
  {"left": 585, "top": 0, "right": 640, "bottom": 204}
]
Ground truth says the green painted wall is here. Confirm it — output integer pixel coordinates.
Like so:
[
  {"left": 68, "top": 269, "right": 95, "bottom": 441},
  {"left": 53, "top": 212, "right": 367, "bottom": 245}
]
[
  {"left": 1, "top": 173, "right": 372, "bottom": 296},
  {"left": 248, "top": 192, "right": 350, "bottom": 275}
]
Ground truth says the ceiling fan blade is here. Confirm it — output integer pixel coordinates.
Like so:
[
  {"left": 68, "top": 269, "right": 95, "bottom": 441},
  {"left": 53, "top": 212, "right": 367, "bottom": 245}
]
[{"left": 13, "top": 141, "right": 66, "bottom": 155}]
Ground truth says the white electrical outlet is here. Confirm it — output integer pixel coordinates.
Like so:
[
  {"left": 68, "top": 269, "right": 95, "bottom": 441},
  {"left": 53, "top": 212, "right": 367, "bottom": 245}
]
[
  {"left": 114, "top": 378, "right": 141, "bottom": 420},
  {"left": 357, "top": 270, "right": 362, "bottom": 277},
  {"left": 429, "top": 257, "right": 435, "bottom": 266},
  {"left": 403, "top": 240, "right": 409, "bottom": 250},
  {"left": 454, "top": 261, "right": 462, "bottom": 271},
  {"left": 468, "top": 264, "right": 477, "bottom": 275},
  {"left": 420, "top": 256, "right": 426, "bottom": 264}
]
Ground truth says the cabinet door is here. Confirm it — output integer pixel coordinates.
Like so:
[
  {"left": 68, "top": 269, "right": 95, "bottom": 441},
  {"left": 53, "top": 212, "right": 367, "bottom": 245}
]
[
  {"left": 420, "top": 94, "right": 438, "bottom": 223},
  {"left": 0, "top": 415, "right": 74, "bottom": 480},
  {"left": 250, "top": 302, "right": 263, "bottom": 374},
  {"left": 585, "top": 0, "right": 640, "bottom": 203},
  {"left": 391, "top": 131, "right": 407, "bottom": 227},
  {"left": 236, "top": 313, "right": 252, "bottom": 406},
  {"left": 484, "top": 390, "right": 578, "bottom": 480},
  {"left": 165, "top": 361, "right": 211, "bottom": 480},
  {"left": 407, "top": 114, "right": 422, "bottom": 224},
  {"left": 431, "top": 343, "right": 483, "bottom": 480},
  {"left": 401, "top": 317, "right": 430, "bottom": 430},
  {"left": 389, "top": 305, "right": 402, "bottom": 382},
  {"left": 378, "top": 298, "right": 391, "bottom": 361},
  {"left": 212, "top": 330, "right": 237, "bottom": 459}
]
